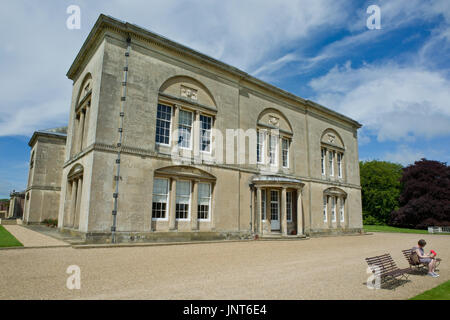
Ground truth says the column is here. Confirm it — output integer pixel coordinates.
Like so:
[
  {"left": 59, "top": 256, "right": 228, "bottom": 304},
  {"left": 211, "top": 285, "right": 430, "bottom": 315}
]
[
  {"left": 77, "top": 110, "right": 85, "bottom": 153},
  {"left": 281, "top": 187, "right": 287, "bottom": 236},
  {"left": 296, "top": 189, "right": 303, "bottom": 236},
  {"left": 169, "top": 178, "right": 177, "bottom": 231},
  {"left": 82, "top": 105, "right": 90, "bottom": 150},
  {"left": 193, "top": 110, "right": 200, "bottom": 161},
  {"left": 210, "top": 182, "right": 216, "bottom": 231},
  {"left": 68, "top": 179, "right": 78, "bottom": 228},
  {"left": 191, "top": 180, "right": 199, "bottom": 231},
  {"left": 74, "top": 177, "right": 83, "bottom": 229},
  {"left": 256, "top": 187, "right": 262, "bottom": 235},
  {"left": 8, "top": 198, "right": 14, "bottom": 219}
]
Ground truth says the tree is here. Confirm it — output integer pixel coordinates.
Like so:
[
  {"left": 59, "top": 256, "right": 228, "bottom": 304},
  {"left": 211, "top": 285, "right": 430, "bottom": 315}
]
[
  {"left": 390, "top": 159, "right": 450, "bottom": 229},
  {"left": 360, "top": 160, "right": 403, "bottom": 225}
]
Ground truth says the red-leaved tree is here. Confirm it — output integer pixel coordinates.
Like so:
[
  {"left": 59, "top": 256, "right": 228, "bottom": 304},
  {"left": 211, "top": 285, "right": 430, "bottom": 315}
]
[{"left": 390, "top": 159, "right": 450, "bottom": 229}]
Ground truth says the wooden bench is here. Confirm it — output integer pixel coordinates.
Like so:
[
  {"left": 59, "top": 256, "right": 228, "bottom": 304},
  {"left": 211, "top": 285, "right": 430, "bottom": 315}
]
[
  {"left": 402, "top": 249, "right": 441, "bottom": 272},
  {"left": 365, "top": 253, "right": 410, "bottom": 286}
]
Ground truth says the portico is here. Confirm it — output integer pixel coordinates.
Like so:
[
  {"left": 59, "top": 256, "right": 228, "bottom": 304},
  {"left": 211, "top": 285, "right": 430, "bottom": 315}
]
[{"left": 252, "top": 176, "right": 304, "bottom": 237}]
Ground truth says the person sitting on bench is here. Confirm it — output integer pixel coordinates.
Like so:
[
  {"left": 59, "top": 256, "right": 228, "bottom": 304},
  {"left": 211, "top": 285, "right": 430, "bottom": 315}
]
[{"left": 412, "top": 239, "right": 439, "bottom": 278}]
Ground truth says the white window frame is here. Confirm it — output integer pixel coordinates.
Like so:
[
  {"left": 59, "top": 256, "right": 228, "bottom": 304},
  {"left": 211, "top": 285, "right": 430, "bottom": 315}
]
[
  {"left": 270, "top": 190, "right": 280, "bottom": 221},
  {"left": 199, "top": 114, "right": 213, "bottom": 154},
  {"left": 321, "top": 148, "right": 326, "bottom": 175},
  {"left": 175, "top": 180, "right": 191, "bottom": 221},
  {"left": 269, "top": 135, "right": 278, "bottom": 166},
  {"left": 155, "top": 104, "right": 172, "bottom": 146},
  {"left": 152, "top": 178, "right": 169, "bottom": 221},
  {"left": 323, "top": 196, "right": 328, "bottom": 222},
  {"left": 257, "top": 130, "right": 265, "bottom": 164},
  {"left": 340, "top": 197, "right": 345, "bottom": 223},
  {"left": 178, "top": 109, "right": 193, "bottom": 150},
  {"left": 286, "top": 191, "right": 293, "bottom": 222},
  {"left": 261, "top": 189, "right": 266, "bottom": 220},
  {"left": 331, "top": 196, "right": 337, "bottom": 222},
  {"left": 337, "top": 152, "right": 343, "bottom": 178},
  {"left": 282, "top": 138, "right": 289, "bottom": 168},
  {"left": 329, "top": 150, "right": 335, "bottom": 177},
  {"left": 198, "top": 182, "right": 211, "bottom": 221}
]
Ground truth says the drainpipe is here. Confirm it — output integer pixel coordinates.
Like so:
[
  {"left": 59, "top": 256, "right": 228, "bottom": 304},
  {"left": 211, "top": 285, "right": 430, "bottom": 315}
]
[
  {"left": 111, "top": 36, "right": 131, "bottom": 244},
  {"left": 249, "top": 183, "right": 254, "bottom": 236}
]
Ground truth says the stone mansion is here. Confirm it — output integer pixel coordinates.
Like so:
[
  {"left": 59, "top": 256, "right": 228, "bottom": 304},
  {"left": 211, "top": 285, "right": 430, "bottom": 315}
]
[{"left": 21, "top": 15, "right": 363, "bottom": 242}]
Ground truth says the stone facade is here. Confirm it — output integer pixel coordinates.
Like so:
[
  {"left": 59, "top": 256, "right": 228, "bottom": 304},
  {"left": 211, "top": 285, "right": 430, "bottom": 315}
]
[
  {"left": 26, "top": 15, "right": 363, "bottom": 242},
  {"left": 7, "top": 191, "right": 24, "bottom": 219},
  {"left": 22, "top": 128, "right": 66, "bottom": 223}
]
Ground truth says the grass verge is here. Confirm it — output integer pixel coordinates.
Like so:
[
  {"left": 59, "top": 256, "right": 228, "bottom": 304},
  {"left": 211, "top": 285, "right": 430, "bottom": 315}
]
[
  {"left": 364, "top": 225, "right": 450, "bottom": 235},
  {"left": 410, "top": 280, "right": 450, "bottom": 300},
  {"left": 0, "top": 225, "right": 23, "bottom": 247}
]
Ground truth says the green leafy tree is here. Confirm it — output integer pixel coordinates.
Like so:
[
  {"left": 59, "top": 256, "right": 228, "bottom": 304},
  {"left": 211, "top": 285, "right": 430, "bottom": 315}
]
[{"left": 360, "top": 160, "right": 403, "bottom": 225}]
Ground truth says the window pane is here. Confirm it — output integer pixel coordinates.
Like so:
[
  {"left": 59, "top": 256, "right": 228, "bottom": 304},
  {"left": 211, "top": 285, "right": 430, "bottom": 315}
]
[
  {"left": 282, "top": 138, "right": 289, "bottom": 167},
  {"left": 257, "top": 131, "right": 264, "bottom": 163},
  {"left": 152, "top": 178, "right": 168, "bottom": 219},
  {"left": 198, "top": 183, "right": 211, "bottom": 201},
  {"left": 200, "top": 115, "right": 212, "bottom": 152},
  {"left": 269, "top": 135, "right": 277, "bottom": 165},
  {"left": 178, "top": 110, "right": 192, "bottom": 148},
  {"left": 155, "top": 104, "right": 171, "bottom": 145},
  {"left": 153, "top": 178, "right": 168, "bottom": 194},
  {"left": 176, "top": 181, "right": 190, "bottom": 199}
]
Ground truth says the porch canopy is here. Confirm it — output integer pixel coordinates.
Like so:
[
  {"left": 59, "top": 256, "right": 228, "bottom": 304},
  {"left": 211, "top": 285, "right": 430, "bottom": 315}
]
[{"left": 252, "top": 175, "right": 305, "bottom": 236}]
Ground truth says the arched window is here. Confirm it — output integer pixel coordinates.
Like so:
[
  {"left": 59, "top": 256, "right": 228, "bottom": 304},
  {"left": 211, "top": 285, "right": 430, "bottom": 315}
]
[
  {"left": 155, "top": 76, "right": 217, "bottom": 160},
  {"left": 256, "top": 108, "right": 293, "bottom": 169},
  {"left": 323, "top": 187, "right": 347, "bottom": 226},
  {"left": 71, "top": 74, "right": 92, "bottom": 156},
  {"left": 320, "top": 129, "right": 345, "bottom": 179},
  {"left": 64, "top": 164, "right": 84, "bottom": 229},
  {"left": 151, "top": 166, "right": 216, "bottom": 230}
]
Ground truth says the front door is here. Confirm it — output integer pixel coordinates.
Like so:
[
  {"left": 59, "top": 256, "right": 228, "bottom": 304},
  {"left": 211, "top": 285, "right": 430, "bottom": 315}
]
[{"left": 270, "top": 190, "right": 280, "bottom": 231}]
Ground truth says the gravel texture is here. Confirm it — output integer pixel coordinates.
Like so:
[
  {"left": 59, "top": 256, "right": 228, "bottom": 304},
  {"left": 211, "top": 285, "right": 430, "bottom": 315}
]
[{"left": 0, "top": 232, "right": 448, "bottom": 300}]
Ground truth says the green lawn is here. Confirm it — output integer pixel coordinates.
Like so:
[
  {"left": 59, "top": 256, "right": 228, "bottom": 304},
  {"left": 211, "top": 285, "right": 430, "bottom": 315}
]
[
  {"left": 410, "top": 280, "right": 450, "bottom": 300},
  {"left": 363, "top": 225, "right": 450, "bottom": 235},
  {"left": 0, "top": 225, "right": 23, "bottom": 247}
]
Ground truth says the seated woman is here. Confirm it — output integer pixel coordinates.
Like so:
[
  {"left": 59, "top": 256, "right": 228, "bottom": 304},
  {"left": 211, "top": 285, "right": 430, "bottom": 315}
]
[{"left": 413, "top": 239, "right": 439, "bottom": 277}]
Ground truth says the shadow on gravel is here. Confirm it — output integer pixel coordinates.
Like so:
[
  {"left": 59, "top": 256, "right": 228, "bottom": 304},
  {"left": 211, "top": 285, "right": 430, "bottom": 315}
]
[{"left": 362, "top": 279, "right": 412, "bottom": 290}]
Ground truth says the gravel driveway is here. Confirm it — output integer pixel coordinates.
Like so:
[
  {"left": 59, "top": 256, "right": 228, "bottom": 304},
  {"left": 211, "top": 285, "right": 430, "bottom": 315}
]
[{"left": 0, "top": 232, "right": 448, "bottom": 299}]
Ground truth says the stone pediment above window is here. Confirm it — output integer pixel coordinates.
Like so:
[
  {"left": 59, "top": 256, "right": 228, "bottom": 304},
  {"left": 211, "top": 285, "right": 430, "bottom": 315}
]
[
  {"left": 323, "top": 187, "right": 347, "bottom": 198},
  {"left": 158, "top": 76, "right": 217, "bottom": 112},
  {"left": 321, "top": 129, "right": 344, "bottom": 150},
  {"left": 77, "top": 74, "right": 93, "bottom": 106},
  {"left": 257, "top": 108, "right": 293, "bottom": 136},
  {"left": 154, "top": 166, "right": 216, "bottom": 181},
  {"left": 68, "top": 164, "right": 84, "bottom": 180}
]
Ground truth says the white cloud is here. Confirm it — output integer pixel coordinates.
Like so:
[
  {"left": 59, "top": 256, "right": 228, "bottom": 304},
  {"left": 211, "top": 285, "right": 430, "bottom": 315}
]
[
  {"left": 0, "top": 0, "right": 352, "bottom": 137},
  {"left": 309, "top": 62, "right": 450, "bottom": 142},
  {"left": 383, "top": 145, "right": 425, "bottom": 166}
]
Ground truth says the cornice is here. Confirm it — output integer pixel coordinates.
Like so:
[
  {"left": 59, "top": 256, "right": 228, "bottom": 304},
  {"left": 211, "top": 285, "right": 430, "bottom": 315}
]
[{"left": 67, "top": 14, "right": 362, "bottom": 130}]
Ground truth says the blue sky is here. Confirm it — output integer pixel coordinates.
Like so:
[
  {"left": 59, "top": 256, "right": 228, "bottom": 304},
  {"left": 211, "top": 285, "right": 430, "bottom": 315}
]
[{"left": 0, "top": 0, "right": 449, "bottom": 198}]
